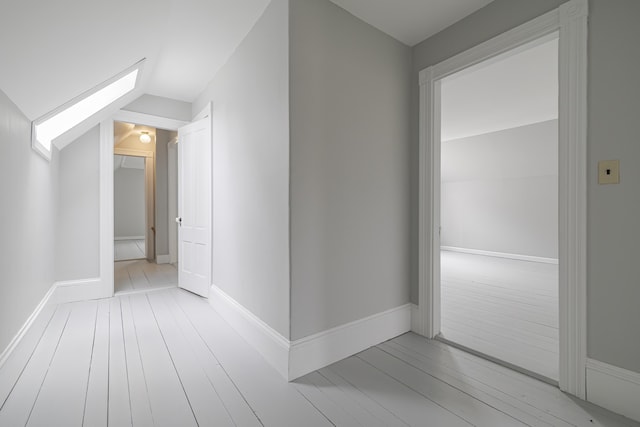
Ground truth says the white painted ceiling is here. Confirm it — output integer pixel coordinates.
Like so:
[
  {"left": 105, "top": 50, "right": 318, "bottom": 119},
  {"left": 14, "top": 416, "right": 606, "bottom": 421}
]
[
  {"left": 441, "top": 37, "right": 558, "bottom": 142},
  {"left": 0, "top": 0, "right": 500, "bottom": 124},
  {"left": 329, "top": 0, "right": 494, "bottom": 46},
  {"left": 114, "top": 121, "right": 156, "bottom": 146},
  {"left": 0, "top": 0, "right": 269, "bottom": 120}
]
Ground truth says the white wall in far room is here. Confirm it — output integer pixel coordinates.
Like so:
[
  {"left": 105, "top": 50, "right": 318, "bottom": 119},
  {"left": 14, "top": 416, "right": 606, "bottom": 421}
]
[
  {"left": 441, "top": 119, "right": 558, "bottom": 259},
  {"left": 114, "top": 163, "right": 145, "bottom": 239}
]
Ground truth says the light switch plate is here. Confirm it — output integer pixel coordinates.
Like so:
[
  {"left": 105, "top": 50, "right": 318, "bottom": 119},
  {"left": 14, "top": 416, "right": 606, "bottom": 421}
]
[{"left": 598, "top": 160, "right": 620, "bottom": 184}]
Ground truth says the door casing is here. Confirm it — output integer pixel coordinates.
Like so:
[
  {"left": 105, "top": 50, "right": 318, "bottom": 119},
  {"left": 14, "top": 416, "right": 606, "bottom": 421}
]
[
  {"left": 415, "top": 0, "right": 588, "bottom": 399},
  {"left": 99, "top": 111, "right": 189, "bottom": 298}
]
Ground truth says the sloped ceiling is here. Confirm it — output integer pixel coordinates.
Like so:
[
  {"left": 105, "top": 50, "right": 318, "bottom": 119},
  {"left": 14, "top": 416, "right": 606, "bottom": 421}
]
[
  {"left": 0, "top": 0, "right": 497, "bottom": 123},
  {"left": 329, "top": 0, "right": 494, "bottom": 46},
  {"left": 0, "top": 0, "right": 269, "bottom": 121}
]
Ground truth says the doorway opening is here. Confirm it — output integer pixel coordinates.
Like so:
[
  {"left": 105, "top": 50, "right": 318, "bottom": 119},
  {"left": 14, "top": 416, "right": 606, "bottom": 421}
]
[
  {"left": 418, "top": 0, "right": 588, "bottom": 397},
  {"left": 113, "top": 121, "right": 179, "bottom": 295},
  {"left": 438, "top": 36, "right": 559, "bottom": 382}
]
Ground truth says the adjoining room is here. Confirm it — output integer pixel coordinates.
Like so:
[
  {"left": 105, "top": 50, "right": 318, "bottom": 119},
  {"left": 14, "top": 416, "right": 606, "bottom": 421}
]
[{"left": 439, "top": 36, "right": 560, "bottom": 381}]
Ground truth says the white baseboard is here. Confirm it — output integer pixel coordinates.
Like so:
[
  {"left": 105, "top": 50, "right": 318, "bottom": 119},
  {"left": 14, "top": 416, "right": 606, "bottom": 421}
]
[
  {"left": 441, "top": 246, "right": 559, "bottom": 265},
  {"left": 586, "top": 359, "right": 640, "bottom": 422},
  {"left": 209, "top": 284, "right": 411, "bottom": 382},
  {"left": 156, "top": 254, "right": 171, "bottom": 264},
  {"left": 288, "top": 304, "right": 411, "bottom": 381},
  {"left": 0, "top": 283, "right": 57, "bottom": 370},
  {"left": 209, "top": 284, "right": 289, "bottom": 379},
  {"left": 114, "top": 236, "right": 145, "bottom": 241},
  {"left": 51, "top": 278, "right": 105, "bottom": 305}
]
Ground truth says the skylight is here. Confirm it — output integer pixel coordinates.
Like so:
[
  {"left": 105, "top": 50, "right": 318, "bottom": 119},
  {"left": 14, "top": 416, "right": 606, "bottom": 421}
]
[{"left": 32, "top": 62, "right": 143, "bottom": 160}]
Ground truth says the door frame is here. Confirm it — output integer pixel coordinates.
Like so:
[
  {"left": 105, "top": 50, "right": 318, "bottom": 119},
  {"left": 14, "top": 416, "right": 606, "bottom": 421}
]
[
  {"left": 168, "top": 136, "right": 179, "bottom": 264},
  {"left": 416, "top": 0, "right": 588, "bottom": 398},
  {"left": 99, "top": 111, "right": 188, "bottom": 298}
]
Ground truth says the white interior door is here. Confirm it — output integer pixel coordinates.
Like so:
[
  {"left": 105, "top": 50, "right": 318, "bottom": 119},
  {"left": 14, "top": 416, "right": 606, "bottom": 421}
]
[{"left": 177, "top": 117, "right": 211, "bottom": 297}]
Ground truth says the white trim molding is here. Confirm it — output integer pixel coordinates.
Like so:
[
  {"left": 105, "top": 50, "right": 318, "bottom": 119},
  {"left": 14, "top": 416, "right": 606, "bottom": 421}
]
[
  {"left": 418, "top": 0, "right": 588, "bottom": 398},
  {"left": 209, "top": 284, "right": 290, "bottom": 379},
  {"left": 114, "top": 236, "right": 145, "bottom": 241},
  {"left": 289, "top": 304, "right": 411, "bottom": 381},
  {"left": 441, "top": 246, "right": 559, "bottom": 265},
  {"left": 209, "top": 284, "right": 411, "bottom": 382},
  {"left": 557, "top": 0, "right": 589, "bottom": 400},
  {"left": 99, "top": 121, "right": 116, "bottom": 300},
  {"left": 112, "top": 110, "right": 188, "bottom": 131},
  {"left": 586, "top": 359, "right": 640, "bottom": 423},
  {"left": 51, "top": 278, "right": 104, "bottom": 305},
  {"left": 0, "top": 284, "right": 57, "bottom": 370}
]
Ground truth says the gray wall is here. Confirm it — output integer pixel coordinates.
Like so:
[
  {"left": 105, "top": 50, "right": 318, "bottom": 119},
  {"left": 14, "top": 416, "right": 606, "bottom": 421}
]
[
  {"left": 56, "top": 127, "right": 100, "bottom": 281},
  {"left": 0, "top": 89, "right": 59, "bottom": 355},
  {"left": 154, "top": 129, "right": 172, "bottom": 257},
  {"left": 587, "top": 0, "right": 640, "bottom": 373},
  {"left": 411, "top": 0, "right": 640, "bottom": 374},
  {"left": 193, "top": 0, "right": 291, "bottom": 338},
  {"left": 441, "top": 120, "right": 558, "bottom": 258},
  {"left": 409, "top": 0, "right": 567, "bottom": 304},
  {"left": 124, "top": 94, "right": 193, "bottom": 122},
  {"left": 114, "top": 166, "right": 145, "bottom": 238},
  {"left": 289, "top": 0, "right": 411, "bottom": 340}
]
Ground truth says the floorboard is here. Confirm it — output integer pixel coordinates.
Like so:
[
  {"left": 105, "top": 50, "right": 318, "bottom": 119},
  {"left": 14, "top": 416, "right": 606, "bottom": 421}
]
[
  {"left": 316, "top": 367, "right": 409, "bottom": 427},
  {"left": 114, "top": 240, "right": 145, "bottom": 262},
  {"left": 1, "top": 288, "right": 637, "bottom": 427},
  {"left": 155, "top": 291, "right": 261, "bottom": 426},
  {"left": 128, "top": 294, "right": 197, "bottom": 427},
  {"left": 440, "top": 251, "right": 559, "bottom": 380},
  {"left": 171, "top": 289, "right": 331, "bottom": 426},
  {"left": 146, "top": 292, "right": 234, "bottom": 426},
  {"left": 115, "top": 260, "right": 177, "bottom": 295},
  {"left": 328, "top": 356, "right": 471, "bottom": 426},
  {"left": 0, "top": 304, "right": 56, "bottom": 408},
  {"left": 357, "top": 347, "right": 526, "bottom": 426},
  {"left": 108, "top": 297, "right": 133, "bottom": 427},
  {"left": 27, "top": 301, "right": 98, "bottom": 427},
  {"left": 295, "top": 371, "right": 391, "bottom": 427},
  {"left": 392, "top": 333, "right": 638, "bottom": 427},
  {"left": 0, "top": 304, "right": 71, "bottom": 427},
  {"left": 83, "top": 299, "right": 110, "bottom": 427},
  {"left": 120, "top": 296, "right": 153, "bottom": 427}
]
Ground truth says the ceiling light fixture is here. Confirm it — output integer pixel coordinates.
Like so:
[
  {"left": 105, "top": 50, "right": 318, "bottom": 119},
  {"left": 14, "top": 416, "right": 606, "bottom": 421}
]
[{"left": 139, "top": 131, "right": 151, "bottom": 144}]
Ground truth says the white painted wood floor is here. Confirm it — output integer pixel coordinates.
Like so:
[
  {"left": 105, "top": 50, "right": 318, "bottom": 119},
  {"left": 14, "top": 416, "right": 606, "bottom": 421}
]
[
  {"left": 440, "top": 250, "right": 559, "bottom": 381},
  {"left": 114, "top": 260, "right": 178, "bottom": 295},
  {"left": 114, "top": 239, "right": 146, "bottom": 262},
  {"left": 1, "top": 288, "right": 637, "bottom": 427}
]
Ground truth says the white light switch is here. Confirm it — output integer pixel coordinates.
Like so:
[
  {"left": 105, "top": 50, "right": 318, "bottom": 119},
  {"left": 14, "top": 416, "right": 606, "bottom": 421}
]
[{"left": 598, "top": 160, "right": 620, "bottom": 185}]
